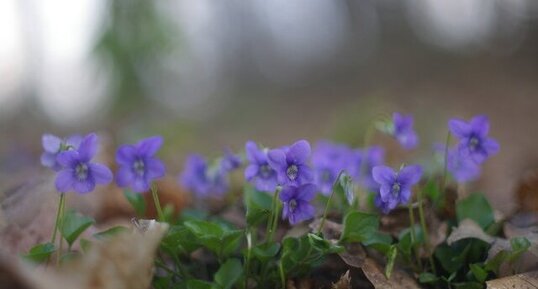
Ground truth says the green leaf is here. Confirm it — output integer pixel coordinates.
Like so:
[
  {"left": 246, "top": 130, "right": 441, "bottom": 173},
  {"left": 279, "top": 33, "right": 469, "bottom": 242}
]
[
  {"left": 508, "top": 237, "right": 531, "bottom": 262},
  {"left": 419, "top": 272, "right": 439, "bottom": 283},
  {"left": 92, "top": 226, "right": 128, "bottom": 240},
  {"left": 184, "top": 219, "right": 241, "bottom": 258},
  {"left": 340, "top": 211, "right": 379, "bottom": 243},
  {"left": 243, "top": 184, "right": 272, "bottom": 227},
  {"left": 60, "top": 210, "right": 95, "bottom": 246},
  {"left": 452, "top": 282, "right": 483, "bottom": 289},
  {"left": 186, "top": 279, "right": 214, "bottom": 289},
  {"left": 281, "top": 235, "right": 326, "bottom": 276},
  {"left": 424, "top": 179, "right": 443, "bottom": 209},
  {"left": 123, "top": 190, "right": 146, "bottom": 216},
  {"left": 385, "top": 245, "right": 397, "bottom": 278},
  {"left": 161, "top": 225, "right": 200, "bottom": 255},
  {"left": 434, "top": 243, "right": 468, "bottom": 273},
  {"left": 333, "top": 171, "right": 354, "bottom": 205},
  {"left": 484, "top": 250, "right": 509, "bottom": 274},
  {"left": 456, "top": 193, "right": 494, "bottom": 229},
  {"left": 251, "top": 242, "right": 280, "bottom": 262},
  {"left": 469, "top": 263, "right": 487, "bottom": 283},
  {"left": 22, "top": 242, "right": 56, "bottom": 263},
  {"left": 308, "top": 233, "right": 343, "bottom": 254},
  {"left": 80, "top": 238, "right": 91, "bottom": 253},
  {"left": 213, "top": 258, "right": 243, "bottom": 289}
]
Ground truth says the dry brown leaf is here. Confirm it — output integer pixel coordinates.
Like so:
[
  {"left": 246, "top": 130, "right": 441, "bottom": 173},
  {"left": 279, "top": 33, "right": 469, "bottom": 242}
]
[
  {"left": 486, "top": 271, "right": 538, "bottom": 289},
  {"left": 331, "top": 270, "right": 351, "bottom": 289},
  {"left": 0, "top": 219, "right": 168, "bottom": 289},
  {"left": 446, "top": 219, "right": 495, "bottom": 245}
]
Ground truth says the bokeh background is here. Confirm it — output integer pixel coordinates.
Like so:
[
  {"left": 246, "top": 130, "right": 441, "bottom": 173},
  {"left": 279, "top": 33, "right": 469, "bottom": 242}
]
[{"left": 1, "top": 0, "right": 538, "bottom": 213}]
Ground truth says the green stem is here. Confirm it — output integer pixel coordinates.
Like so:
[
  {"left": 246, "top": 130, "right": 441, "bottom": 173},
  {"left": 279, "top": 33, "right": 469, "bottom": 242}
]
[
  {"left": 408, "top": 201, "right": 422, "bottom": 269},
  {"left": 417, "top": 189, "right": 437, "bottom": 275},
  {"left": 56, "top": 193, "right": 66, "bottom": 267},
  {"left": 440, "top": 132, "right": 451, "bottom": 195},
  {"left": 318, "top": 171, "right": 344, "bottom": 234},
  {"left": 279, "top": 261, "right": 286, "bottom": 289},
  {"left": 151, "top": 183, "right": 165, "bottom": 222},
  {"left": 268, "top": 191, "right": 281, "bottom": 242},
  {"left": 51, "top": 193, "right": 65, "bottom": 243},
  {"left": 244, "top": 230, "right": 252, "bottom": 289}
]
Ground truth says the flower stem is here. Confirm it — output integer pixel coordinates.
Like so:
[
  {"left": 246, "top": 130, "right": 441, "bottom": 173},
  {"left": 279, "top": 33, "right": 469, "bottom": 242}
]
[
  {"left": 417, "top": 188, "right": 437, "bottom": 275},
  {"left": 440, "top": 132, "right": 451, "bottom": 195},
  {"left": 51, "top": 193, "right": 65, "bottom": 243},
  {"left": 55, "top": 193, "right": 66, "bottom": 267},
  {"left": 267, "top": 188, "right": 281, "bottom": 242},
  {"left": 318, "top": 171, "right": 343, "bottom": 234},
  {"left": 279, "top": 261, "right": 286, "bottom": 289},
  {"left": 244, "top": 230, "right": 252, "bottom": 289},
  {"left": 407, "top": 201, "right": 422, "bottom": 269},
  {"left": 151, "top": 183, "right": 165, "bottom": 222}
]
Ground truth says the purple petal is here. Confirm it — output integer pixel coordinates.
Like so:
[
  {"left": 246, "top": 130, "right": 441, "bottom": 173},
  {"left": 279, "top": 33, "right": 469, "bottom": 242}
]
[
  {"left": 116, "top": 166, "right": 135, "bottom": 187},
  {"left": 56, "top": 150, "right": 79, "bottom": 167},
  {"left": 279, "top": 186, "right": 296, "bottom": 202},
  {"left": 397, "top": 131, "right": 418, "bottom": 150},
  {"left": 399, "top": 188, "right": 412, "bottom": 204},
  {"left": 146, "top": 158, "right": 166, "bottom": 179},
  {"left": 89, "top": 163, "right": 112, "bottom": 184},
  {"left": 393, "top": 113, "right": 413, "bottom": 130},
  {"left": 66, "top": 135, "right": 83, "bottom": 148},
  {"left": 470, "top": 115, "right": 489, "bottom": 137},
  {"left": 379, "top": 184, "right": 391, "bottom": 201},
  {"left": 449, "top": 119, "right": 471, "bottom": 138},
  {"left": 132, "top": 177, "right": 150, "bottom": 193},
  {"left": 398, "top": 165, "right": 423, "bottom": 186},
  {"left": 296, "top": 184, "right": 317, "bottom": 201},
  {"left": 294, "top": 202, "right": 315, "bottom": 223},
  {"left": 244, "top": 164, "right": 258, "bottom": 180},
  {"left": 42, "top": 134, "right": 62, "bottom": 153},
  {"left": 116, "top": 145, "right": 137, "bottom": 165},
  {"left": 245, "top": 141, "right": 260, "bottom": 163},
  {"left": 267, "top": 149, "right": 287, "bottom": 170},
  {"left": 482, "top": 138, "right": 500, "bottom": 156},
  {"left": 137, "top": 136, "right": 163, "bottom": 157},
  {"left": 78, "top": 133, "right": 98, "bottom": 162},
  {"left": 74, "top": 179, "right": 95, "bottom": 194},
  {"left": 41, "top": 152, "right": 58, "bottom": 169},
  {"left": 287, "top": 140, "right": 311, "bottom": 164},
  {"left": 55, "top": 170, "right": 75, "bottom": 192},
  {"left": 254, "top": 177, "right": 277, "bottom": 192},
  {"left": 297, "top": 165, "right": 314, "bottom": 185},
  {"left": 372, "top": 166, "right": 395, "bottom": 186},
  {"left": 281, "top": 203, "right": 289, "bottom": 220}
]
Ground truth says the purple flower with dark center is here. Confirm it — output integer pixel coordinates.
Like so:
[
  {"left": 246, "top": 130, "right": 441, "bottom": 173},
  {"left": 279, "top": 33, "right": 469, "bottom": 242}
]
[
  {"left": 267, "top": 140, "right": 314, "bottom": 186},
  {"left": 41, "top": 134, "right": 82, "bottom": 171},
  {"left": 115, "top": 136, "right": 166, "bottom": 193},
  {"left": 449, "top": 115, "right": 500, "bottom": 164},
  {"left": 348, "top": 146, "right": 385, "bottom": 192},
  {"left": 244, "top": 141, "right": 278, "bottom": 192},
  {"left": 280, "top": 184, "right": 316, "bottom": 225},
  {"left": 221, "top": 148, "right": 242, "bottom": 172},
  {"left": 372, "top": 164, "right": 422, "bottom": 214},
  {"left": 55, "top": 133, "right": 112, "bottom": 194},
  {"left": 180, "top": 154, "right": 228, "bottom": 198},
  {"left": 312, "top": 141, "right": 351, "bottom": 196},
  {"left": 391, "top": 113, "right": 418, "bottom": 150}
]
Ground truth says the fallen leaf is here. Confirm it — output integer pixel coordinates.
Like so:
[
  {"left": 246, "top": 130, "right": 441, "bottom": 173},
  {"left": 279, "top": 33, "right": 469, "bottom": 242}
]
[
  {"left": 446, "top": 219, "right": 495, "bottom": 245},
  {"left": 486, "top": 270, "right": 538, "bottom": 289},
  {"left": 331, "top": 270, "right": 351, "bottom": 289}
]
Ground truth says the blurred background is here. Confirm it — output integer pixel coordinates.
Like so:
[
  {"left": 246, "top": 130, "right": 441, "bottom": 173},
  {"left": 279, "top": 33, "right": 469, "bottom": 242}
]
[{"left": 1, "top": 0, "right": 538, "bottom": 213}]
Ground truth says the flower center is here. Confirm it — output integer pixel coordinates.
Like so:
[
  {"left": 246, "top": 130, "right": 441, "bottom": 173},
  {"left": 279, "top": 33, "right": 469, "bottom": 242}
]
[
  {"left": 287, "top": 165, "right": 299, "bottom": 180},
  {"left": 289, "top": 199, "right": 298, "bottom": 212},
  {"left": 133, "top": 159, "right": 145, "bottom": 176},
  {"left": 391, "top": 183, "right": 401, "bottom": 196},
  {"left": 469, "top": 137, "right": 479, "bottom": 151},
  {"left": 75, "top": 163, "right": 89, "bottom": 180},
  {"left": 259, "top": 164, "right": 273, "bottom": 179}
]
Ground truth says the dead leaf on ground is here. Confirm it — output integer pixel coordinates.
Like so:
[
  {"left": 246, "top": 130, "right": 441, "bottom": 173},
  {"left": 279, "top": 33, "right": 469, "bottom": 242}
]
[
  {"left": 486, "top": 270, "right": 538, "bottom": 289},
  {"left": 447, "top": 219, "right": 495, "bottom": 245},
  {"left": 332, "top": 270, "right": 351, "bottom": 289}
]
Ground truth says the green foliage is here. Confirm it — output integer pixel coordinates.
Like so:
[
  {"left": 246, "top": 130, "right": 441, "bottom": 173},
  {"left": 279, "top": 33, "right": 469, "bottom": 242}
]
[
  {"left": 456, "top": 193, "right": 494, "bottom": 229},
  {"left": 124, "top": 190, "right": 146, "bottom": 217},
  {"left": 60, "top": 210, "right": 95, "bottom": 247},
  {"left": 244, "top": 185, "right": 272, "bottom": 227},
  {"left": 184, "top": 219, "right": 242, "bottom": 259},
  {"left": 213, "top": 258, "right": 243, "bottom": 289},
  {"left": 333, "top": 171, "right": 354, "bottom": 205},
  {"left": 22, "top": 242, "right": 56, "bottom": 263},
  {"left": 93, "top": 226, "right": 128, "bottom": 240},
  {"left": 340, "top": 211, "right": 379, "bottom": 243}
]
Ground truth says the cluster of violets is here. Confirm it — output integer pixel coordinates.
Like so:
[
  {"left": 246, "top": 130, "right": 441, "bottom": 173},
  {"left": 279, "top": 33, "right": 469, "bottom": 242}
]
[{"left": 41, "top": 113, "right": 499, "bottom": 225}]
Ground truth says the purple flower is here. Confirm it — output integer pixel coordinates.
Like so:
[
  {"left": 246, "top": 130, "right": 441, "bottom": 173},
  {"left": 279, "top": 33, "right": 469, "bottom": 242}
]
[
  {"left": 449, "top": 115, "right": 500, "bottom": 164},
  {"left": 267, "top": 140, "right": 314, "bottom": 186},
  {"left": 115, "top": 136, "right": 166, "bottom": 193},
  {"left": 41, "top": 134, "right": 82, "bottom": 171},
  {"left": 391, "top": 113, "right": 418, "bottom": 150},
  {"left": 372, "top": 164, "right": 422, "bottom": 214},
  {"left": 348, "top": 146, "right": 385, "bottom": 192},
  {"left": 55, "top": 133, "right": 112, "bottom": 194},
  {"left": 180, "top": 154, "right": 228, "bottom": 198},
  {"left": 447, "top": 147, "right": 481, "bottom": 182},
  {"left": 312, "top": 141, "right": 350, "bottom": 196},
  {"left": 244, "top": 141, "right": 278, "bottom": 192},
  {"left": 280, "top": 184, "right": 316, "bottom": 225},
  {"left": 221, "top": 148, "right": 242, "bottom": 172}
]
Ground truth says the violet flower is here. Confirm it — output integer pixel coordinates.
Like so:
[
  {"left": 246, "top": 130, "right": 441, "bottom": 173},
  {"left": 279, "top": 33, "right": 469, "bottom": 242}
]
[
  {"left": 348, "top": 146, "right": 385, "bottom": 192},
  {"left": 447, "top": 147, "right": 481, "bottom": 182},
  {"left": 221, "top": 148, "right": 242, "bottom": 172},
  {"left": 115, "top": 136, "right": 166, "bottom": 193},
  {"left": 244, "top": 141, "right": 278, "bottom": 192},
  {"left": 391, "top": 113, "right": 418, "bottom": 150},
  {"left": 180, "top": 154, "right": 228, "bottom": 198},
  {"left": 55, "top": 133, "right": 112, "bottom": 194},
  {"left": 280, "top": 184, "right": 316, "bottom": 225},
  {"left": 449, "top": 115, "right": 500, "bottom": 164},
  {"left": 312, "top": 141, "right": 350, "bottom": 196},
  {"left": 41, "top": 134, "right": 82, "bottom": 171},
  {"left": 267, "top": 140, "right": 314, "bottom": 186},
  {"left": 372, "top": 164, "right": 422, "bottom": 214}
]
